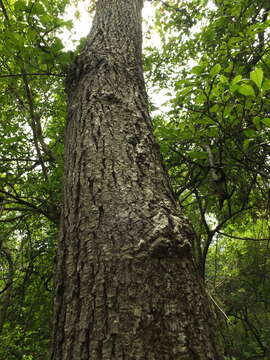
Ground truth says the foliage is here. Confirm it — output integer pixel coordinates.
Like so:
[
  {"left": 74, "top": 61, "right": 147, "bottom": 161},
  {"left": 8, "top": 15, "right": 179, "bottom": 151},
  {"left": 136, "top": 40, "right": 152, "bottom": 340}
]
[
  {"left": 0, "top": 0, "right": 72, "bottom": 357},
  {"left": 0, "top": 218, "right": 57, "bottom": 359},
  {"left": 207, "top": 219, "right": 270, "bottom": 359},
  {"left": 146, "top": 0, "right": 270, "bottom": 358}
]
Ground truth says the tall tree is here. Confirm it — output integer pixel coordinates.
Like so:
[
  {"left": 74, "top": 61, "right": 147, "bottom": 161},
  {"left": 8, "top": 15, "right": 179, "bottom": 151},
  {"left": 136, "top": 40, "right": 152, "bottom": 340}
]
[{"left": 52, "top": 1, "right": 223, "bottom": 359}]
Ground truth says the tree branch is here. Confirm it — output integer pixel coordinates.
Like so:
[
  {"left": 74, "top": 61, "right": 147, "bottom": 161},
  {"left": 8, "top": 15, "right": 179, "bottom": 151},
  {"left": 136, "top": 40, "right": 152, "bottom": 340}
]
[
  {"left": 21, "top": 71, "right": 56, "bottom": 179},
  {"left": 217, "top": 231, "right": 270, "bottom": 242},
  {"left": 0, "top": 0, "right": 9, "bottom": 22},
  {"left": 0, "top": 188, "right": 59, "bottom": 223},
  {"left": 0, "top": 72, "right": 65, "bottom": 79}
]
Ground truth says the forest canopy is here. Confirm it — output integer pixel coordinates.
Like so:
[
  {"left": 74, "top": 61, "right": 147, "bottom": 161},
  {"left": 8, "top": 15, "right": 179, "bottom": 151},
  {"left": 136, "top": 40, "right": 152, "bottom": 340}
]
[{"left": 0, "top": 0, "right": 269, "bottom": 359}]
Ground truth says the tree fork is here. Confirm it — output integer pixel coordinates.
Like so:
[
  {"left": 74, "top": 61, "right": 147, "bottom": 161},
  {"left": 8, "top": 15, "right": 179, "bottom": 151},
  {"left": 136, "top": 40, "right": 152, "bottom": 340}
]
[{"left": 52, "top": 0, "right": 223, "bottom": 359}]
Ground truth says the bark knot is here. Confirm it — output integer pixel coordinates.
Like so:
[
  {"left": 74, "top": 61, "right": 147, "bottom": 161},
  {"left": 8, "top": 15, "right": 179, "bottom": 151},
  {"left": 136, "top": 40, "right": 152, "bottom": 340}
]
[{"left": 149, "top": 237, "right": 172, "bottom": 258}]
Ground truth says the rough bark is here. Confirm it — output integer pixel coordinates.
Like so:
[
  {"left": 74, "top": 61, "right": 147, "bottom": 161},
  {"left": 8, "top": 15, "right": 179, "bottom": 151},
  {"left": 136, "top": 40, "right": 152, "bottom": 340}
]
[{"left": 52, "top": 0, "right": 223, "bottom": 359}]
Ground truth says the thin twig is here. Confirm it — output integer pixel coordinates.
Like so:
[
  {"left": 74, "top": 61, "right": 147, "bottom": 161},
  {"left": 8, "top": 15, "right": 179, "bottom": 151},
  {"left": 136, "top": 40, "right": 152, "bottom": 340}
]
[
  {"left": 217, "top": 231, "right": 270, "bottom": 242},
  {"left": 0, "top": 72, "right": 65, "bottom": 79}
]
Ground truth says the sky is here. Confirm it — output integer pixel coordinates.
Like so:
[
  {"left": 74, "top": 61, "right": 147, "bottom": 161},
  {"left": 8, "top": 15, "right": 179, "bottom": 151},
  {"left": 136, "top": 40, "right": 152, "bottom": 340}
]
[{"left": 61, "top": 1, "right": 156, "bottom": 50}]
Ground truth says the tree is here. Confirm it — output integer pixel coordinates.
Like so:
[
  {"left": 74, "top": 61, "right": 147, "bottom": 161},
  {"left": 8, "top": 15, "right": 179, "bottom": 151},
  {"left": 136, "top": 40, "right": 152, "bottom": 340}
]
[{"left": 51, "top": 0, "right": 223, "bottom": 359}]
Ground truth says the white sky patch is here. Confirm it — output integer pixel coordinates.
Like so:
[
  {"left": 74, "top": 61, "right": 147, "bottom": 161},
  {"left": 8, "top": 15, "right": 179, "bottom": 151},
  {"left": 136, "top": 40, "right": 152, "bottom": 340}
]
[
  {"left": 142, "top": 2, "right": 162, "bottom": 49},
  {"left": 60, "top": 1, "right": 159, "bottom": 50},
  {"left": 208, "top": 0, "right": 217, "bottom": 10},
  {"left": 60, "top": 1, "right": 92, "bottom": 50}
]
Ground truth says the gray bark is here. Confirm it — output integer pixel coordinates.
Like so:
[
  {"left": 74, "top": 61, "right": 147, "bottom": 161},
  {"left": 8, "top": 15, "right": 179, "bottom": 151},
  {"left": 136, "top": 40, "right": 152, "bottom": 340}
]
[{"left": 52, "top": 0, "right": 223, "bottom": 359}]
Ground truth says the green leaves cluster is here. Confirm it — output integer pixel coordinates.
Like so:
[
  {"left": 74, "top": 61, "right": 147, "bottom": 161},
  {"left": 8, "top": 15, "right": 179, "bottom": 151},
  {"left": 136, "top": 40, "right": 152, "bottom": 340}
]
[
  {"left": 147, "top": 0, "right": 270, "bottom": 358},
  {"left": 0, "top": 0, "right": 75, "bottom": 358},
  {"left": 207, "top": 219, "right": 270, "bottom": 359}
]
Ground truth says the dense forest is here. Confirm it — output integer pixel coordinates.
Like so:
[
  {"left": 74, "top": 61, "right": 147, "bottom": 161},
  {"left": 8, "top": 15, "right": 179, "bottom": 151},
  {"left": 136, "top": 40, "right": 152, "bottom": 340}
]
[{"left": 0, "top": 0, "right": 269, "bottom": 359}]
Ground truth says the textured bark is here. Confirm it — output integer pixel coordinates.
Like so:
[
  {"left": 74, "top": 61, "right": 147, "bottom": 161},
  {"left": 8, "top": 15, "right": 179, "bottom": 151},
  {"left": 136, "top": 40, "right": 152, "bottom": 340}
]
[{"left": 52, "top": 0, "right": 223, "bottom": 359}]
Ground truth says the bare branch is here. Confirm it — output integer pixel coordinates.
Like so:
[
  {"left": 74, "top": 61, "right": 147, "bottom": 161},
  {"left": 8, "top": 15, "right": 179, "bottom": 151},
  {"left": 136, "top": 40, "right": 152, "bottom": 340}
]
[
  {"left": 0, "top": 72, "right": 65, "bottom": 79},
  {"left": 217, "top": 231, "right": 270, "bottom": 242}
]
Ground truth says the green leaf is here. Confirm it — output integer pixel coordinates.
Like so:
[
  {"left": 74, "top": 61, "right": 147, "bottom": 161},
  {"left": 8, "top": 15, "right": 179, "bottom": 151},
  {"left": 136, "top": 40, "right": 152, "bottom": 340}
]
[
  {"left": 188, "top": 150, "right": 208, "bottom": 160},
  {"left": 207, "top": 126, "right": 218, "bottom": 137},
  {"left": 250, "top": 67, "right": 263, "bottom": 89},
  {"left": 191, "top": 65, "right": 205, "bottom": 75},
  {"left": 210, "top": 64, "right": 222, "bottom": 78},
  {"left": 177, "top": 86, "right": 193, "bottom": 96},
  {"left": 220, "top": 75, "right": 228, "bottom": 84},
  {"left": 230, "top": 83, "right": 240, "bottom": 93},
  {"left": 237, "top": 84, "right": 255, "bottom": 97},
  {"left": 209, "top": 104, "right": 219, "bottom": 112},
  {"left": 262, "top": 79, "right": 270, "bottom": 90},
  {"left": 14, "top": 0, "right": 26, "bottom": 11},
  {"left": 75, "top": 10, "right": 80, "bottom": 19},
  {"left": 261, "top": 118, "right": 270, "bottom": 127},
  {"left": 243, "top": 129, "right": 257, "bottom": 138},
  {"left": 197, "top": 117, "right": 216, "bottom": 125},
  {"left": 175, "top": 79, "right": 192, "bottom": 89},
  {"left": 64, "top": 20, "right": 73, "bottom": 31},
  {"left": 210, "top": 86, "right": 220, "bottom": 98},
  {"left": 27, "top": 28, "right": 37, "bottom": 41},
  {"left": 51, "top": 38, "right": 64, "bottom": 52},
  {"left": 224, "top": 63, "right": 233, "bottom": 73},
  {"left": 32, "top": 3, "right": 46, "bottom": 15},
  {"left": 252, "top": 117, "right": 261, "bottom": 129},
  {"left": 243, "top": 139, "right": 252, "bottom": 150},
  {"left": 195, "top": 93, "right": 207, "bottom": 104},
  {"left": 232, "top": 75, "right": 242, "bottom": 85}
]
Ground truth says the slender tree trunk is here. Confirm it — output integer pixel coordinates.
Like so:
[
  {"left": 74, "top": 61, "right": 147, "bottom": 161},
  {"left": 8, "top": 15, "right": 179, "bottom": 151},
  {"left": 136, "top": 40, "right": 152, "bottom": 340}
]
[
  {"left": 52, "top": 0, "right": 223, "bottom": 359},
  {"left": 0, "top": 249, "right": 13, "bottom": 337}
]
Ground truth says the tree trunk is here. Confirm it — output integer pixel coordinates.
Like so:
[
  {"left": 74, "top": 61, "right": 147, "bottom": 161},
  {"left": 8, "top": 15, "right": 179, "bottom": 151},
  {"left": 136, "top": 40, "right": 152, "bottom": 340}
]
[{"left": 52, "top": 0, "right": 223, "bottom": 359}]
